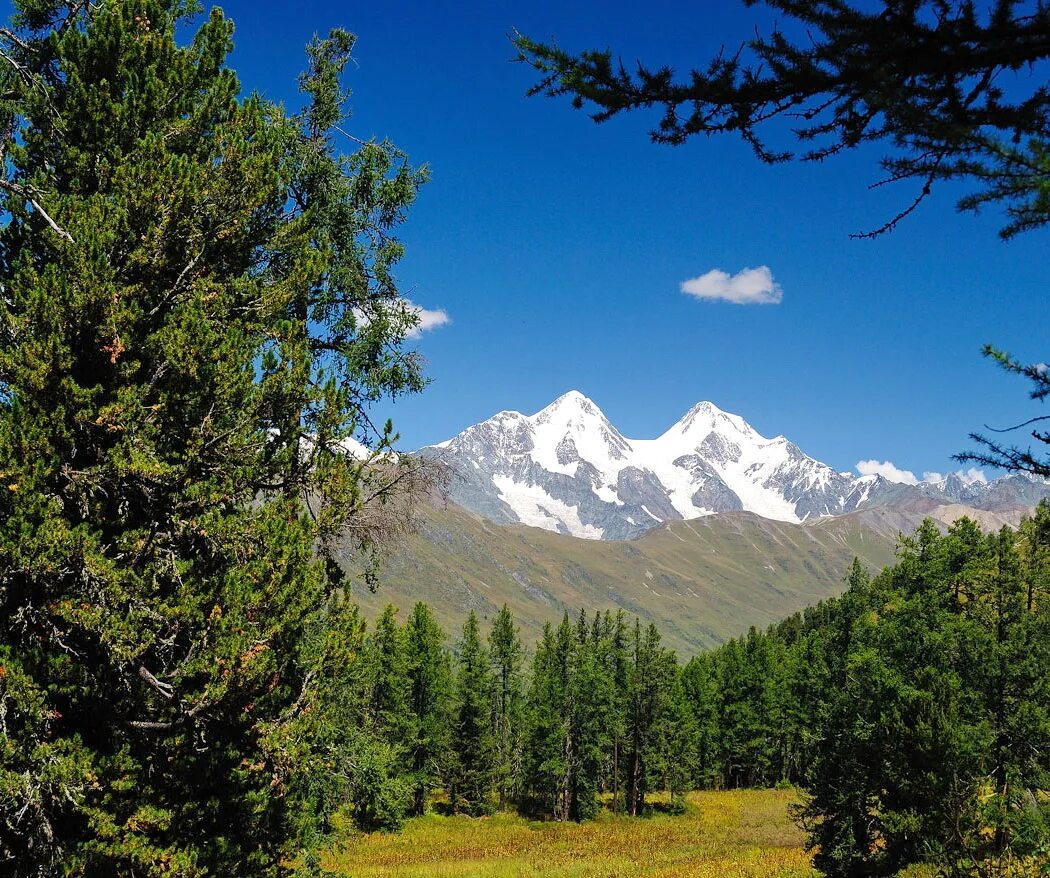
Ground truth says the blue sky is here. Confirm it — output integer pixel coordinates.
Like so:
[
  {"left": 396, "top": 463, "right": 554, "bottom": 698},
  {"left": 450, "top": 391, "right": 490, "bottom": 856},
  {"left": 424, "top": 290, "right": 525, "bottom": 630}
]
[{"left": 23, "top": 1, "right": 1050, "bottom": 479}]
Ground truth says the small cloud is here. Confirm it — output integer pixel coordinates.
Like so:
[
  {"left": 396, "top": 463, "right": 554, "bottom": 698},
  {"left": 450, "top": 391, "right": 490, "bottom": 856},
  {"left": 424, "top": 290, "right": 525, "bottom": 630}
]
[
  {"left": 921, "top": 467, "right": 988, "bottom": 486},
  {"left": 956, "top": 467, "right": 988, "bottom": 485},
  {"left": 352, "top": 299, "right": 451, "bottom": 339},
  {"left": 405, "top": 300, "right": 451, "bottom": 339},
  {"left": 680, "top": 266, "right": 783, "bottom": 305},
  {"left": 859, "top": 463, "right": 991, "bottom": 487},
  {"left": 856, "top": 459, "right": 919, "bottom": 485}
]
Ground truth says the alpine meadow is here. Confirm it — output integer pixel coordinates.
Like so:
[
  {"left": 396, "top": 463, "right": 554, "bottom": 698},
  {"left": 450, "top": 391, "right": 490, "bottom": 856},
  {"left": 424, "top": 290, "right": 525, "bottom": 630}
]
[{"left": 1, "top": 2, "right": 1049, "bottom": 878}]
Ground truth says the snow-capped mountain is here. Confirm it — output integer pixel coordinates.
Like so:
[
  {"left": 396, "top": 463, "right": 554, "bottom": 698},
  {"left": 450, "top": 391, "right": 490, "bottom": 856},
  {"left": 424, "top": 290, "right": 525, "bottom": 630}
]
[{"left": 422, "top": 391, "right": 1050, "bottom": 540}]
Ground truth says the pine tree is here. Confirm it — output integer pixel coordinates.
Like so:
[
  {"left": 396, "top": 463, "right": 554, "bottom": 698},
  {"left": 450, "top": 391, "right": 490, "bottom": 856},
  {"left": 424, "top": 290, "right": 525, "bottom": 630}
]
[
  {"left": 648, "top": 649, "right": 696, "bottom": 809},
  {"left": 448, "top": 611, "right": 497, "bottom": 815},
  {"left": 522, "top": 621, "right": 569, "bottom": 817},
  {"left": 366, "top": 606, "right": 414, "bottom": 749},
  {"left": 605, "top": 610, "right": 631, "bottom": 813},
  {"left": 487, "top": 605, "right": 524, "bottom": 811},
  {"left": 799, "top": 516, "right": 1050, "bottom": 877},
  {"left": 0, "top": 3, "right": 426, "bottom": 873},
  {"left": 625, "top": 621, "right": 665, "bottom": 815},
  {"left": 552, "top": 613, "right": 576, "bottom": 820},
  {"left": 681, "top": 654, "right": 721, "bottom": 788},
  {"left": 404, "top": 602, "right": 452, "bottom": 816},
  {"left": 565, "top": 610, "right": 614, "bottom": 820}
]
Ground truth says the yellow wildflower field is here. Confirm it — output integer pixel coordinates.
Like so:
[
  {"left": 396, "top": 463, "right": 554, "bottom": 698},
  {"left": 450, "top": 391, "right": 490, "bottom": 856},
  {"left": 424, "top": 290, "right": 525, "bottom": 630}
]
[{"left": 322, "top": 789, "right": 817, "bottom": 878}]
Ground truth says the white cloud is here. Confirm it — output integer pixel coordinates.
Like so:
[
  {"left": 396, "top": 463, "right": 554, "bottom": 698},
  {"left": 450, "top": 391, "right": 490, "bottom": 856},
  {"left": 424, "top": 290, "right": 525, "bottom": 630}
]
[
  {"left": 680, "top": 266, "right": 783, "bottom": 305},
  {"left": 920, "top": 468, "right": 988, "bottom": 486},
  {"left": 351, "top": 299, "right": 451, "bottom": 339},
  {"left": 954, "top": 467, "right": 988, "bottom": 486},
  {"left": 404, "top": 300, "right": 451, "bottom": 339},
  {"left": 856, "top": 459, "right": 919, "bottom": 485},
  {"left": 857, "top": 461, "right": 990, "bottom": 487}
]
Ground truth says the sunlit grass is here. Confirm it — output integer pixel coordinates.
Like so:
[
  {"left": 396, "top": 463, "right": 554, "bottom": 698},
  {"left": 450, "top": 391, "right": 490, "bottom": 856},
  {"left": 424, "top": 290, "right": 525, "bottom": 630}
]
[{"left": 322, "top": 789, "right": 817, "bottom": 877}]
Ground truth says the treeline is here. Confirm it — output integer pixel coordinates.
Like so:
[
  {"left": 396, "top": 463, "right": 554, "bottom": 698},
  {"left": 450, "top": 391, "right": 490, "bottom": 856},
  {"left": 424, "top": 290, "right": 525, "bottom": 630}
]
[
  {"left": 306, "top": 602, "right": 694, "bottom": 830},
  {"left": 316, "top": 506, "right": 1050, "bottom": 877}
]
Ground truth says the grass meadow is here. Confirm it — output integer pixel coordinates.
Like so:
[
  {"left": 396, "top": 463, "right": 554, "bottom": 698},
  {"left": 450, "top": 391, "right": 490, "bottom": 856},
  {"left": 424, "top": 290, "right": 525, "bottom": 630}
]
[{"left": 322, "top": 789, "right": 819, "bottom": 878}]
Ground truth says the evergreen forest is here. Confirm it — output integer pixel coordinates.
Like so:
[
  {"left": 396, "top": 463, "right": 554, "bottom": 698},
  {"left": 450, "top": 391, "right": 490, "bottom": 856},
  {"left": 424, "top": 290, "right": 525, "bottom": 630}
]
[
  {"left": 199, "top": 508, "right": 1050, "bottom": 877},
  {"left": 1, "top": 3, "right": 1048, "bottom": 877}
]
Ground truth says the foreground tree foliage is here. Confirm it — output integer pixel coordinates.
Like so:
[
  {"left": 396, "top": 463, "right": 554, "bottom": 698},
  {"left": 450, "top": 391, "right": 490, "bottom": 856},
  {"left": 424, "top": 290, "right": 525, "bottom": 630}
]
[
  {"left": 958, "top": 345, "right": 1050, "bottom": 479},
  {"left": 0, "top": 1, "right": 429, "bottom": 874},
  {"left": 515, "top": 0, "right": 1050, "bottom": 240}
]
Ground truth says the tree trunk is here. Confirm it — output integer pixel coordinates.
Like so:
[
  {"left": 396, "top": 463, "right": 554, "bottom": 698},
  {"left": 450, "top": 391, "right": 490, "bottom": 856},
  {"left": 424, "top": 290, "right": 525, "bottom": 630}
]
[{"left": 628, "top": 744, "right": 641, "bottom": 817}]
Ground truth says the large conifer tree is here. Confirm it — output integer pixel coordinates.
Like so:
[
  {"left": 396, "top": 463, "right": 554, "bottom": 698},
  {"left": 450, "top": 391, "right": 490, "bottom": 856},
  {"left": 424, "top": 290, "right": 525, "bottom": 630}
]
[
  {"left": 404, "top": 602, "right": 452, "bottom": 816},
  {"left": 0, "top": 2, "right": 427, "bottom": 873},
  {"left": 487, "top": 604, "right": 524, "bottom": 811},
  {"left": 448, "top": 612, "right": 497, "bottom": 815}
]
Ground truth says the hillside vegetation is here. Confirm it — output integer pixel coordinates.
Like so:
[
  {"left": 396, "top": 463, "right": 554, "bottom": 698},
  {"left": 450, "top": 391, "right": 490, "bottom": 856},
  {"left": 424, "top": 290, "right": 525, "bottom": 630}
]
[{"left": 348, "top": 500, "right": 1021, "bottom": 653}]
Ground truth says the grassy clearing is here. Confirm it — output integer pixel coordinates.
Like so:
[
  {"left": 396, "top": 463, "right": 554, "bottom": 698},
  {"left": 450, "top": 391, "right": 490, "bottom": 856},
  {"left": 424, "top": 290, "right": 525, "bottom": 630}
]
[{"left": 322, "top": 789, "right": 817, "bottom": 878}]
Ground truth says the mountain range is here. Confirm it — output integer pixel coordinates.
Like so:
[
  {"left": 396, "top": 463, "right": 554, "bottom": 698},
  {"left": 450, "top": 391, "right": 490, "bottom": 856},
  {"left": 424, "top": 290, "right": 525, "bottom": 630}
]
[{"left": 421, "top": 391, "right": 1050, "bottom": 540}]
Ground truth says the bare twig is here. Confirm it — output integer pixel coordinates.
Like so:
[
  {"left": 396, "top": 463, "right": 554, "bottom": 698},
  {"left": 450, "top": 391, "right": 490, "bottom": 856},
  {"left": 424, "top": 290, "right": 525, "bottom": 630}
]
[{"left": 0, "top": 179, "right": 74, "bottom": 242}]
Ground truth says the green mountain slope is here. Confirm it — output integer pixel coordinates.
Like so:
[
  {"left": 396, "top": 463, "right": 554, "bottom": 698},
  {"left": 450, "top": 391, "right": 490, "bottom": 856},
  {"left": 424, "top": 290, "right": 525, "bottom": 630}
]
[{"left": 347, "top": 501, "right": 1003, "bottom": 655}]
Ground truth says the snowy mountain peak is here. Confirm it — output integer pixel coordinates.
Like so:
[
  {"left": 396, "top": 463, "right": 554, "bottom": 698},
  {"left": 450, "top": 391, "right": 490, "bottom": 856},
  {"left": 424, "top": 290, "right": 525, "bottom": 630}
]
[
  {"left": 662, "top": 400, "right": 760, "bottom": 445},
  {"left": 423, "top": 393, "right": 1050, "bottom": 540},
  {"left": 538, "top": 389, "right": 601, "bottom": 415},
  {"left": 532, "top": 390, "right": 613, "bottom": 431}
]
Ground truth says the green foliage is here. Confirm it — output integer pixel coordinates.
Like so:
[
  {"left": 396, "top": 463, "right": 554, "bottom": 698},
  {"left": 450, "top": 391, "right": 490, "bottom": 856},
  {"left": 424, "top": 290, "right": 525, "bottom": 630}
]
[
  {"left": 488, "top": 605, "right": 525, "bottom": 810},
  {"left": 521, "top": 621, "right": 569, "bottom": 816},
  {"left": 959, "top": 345, "right": 1050, "bottom": 479},
  {"left": 0, "top": 2, "right": 426, "bottom": 874},
  {"left": 404, "top": 602, "right": 452, "bottom": 817},
  {"left": 672, "top": 513, "right": 1050, "bottom": 876},
  {"left": 366, "top": 606, "right": 414, "bottom": 749},
  {"left": 518, "top": 610, "right": 689, "bottom": 821},
  {"left": 344, "top": 739, "right": 412, "bottom": 834},
  {"left": 515, "top": 1, "right": 1050, "bottom": 239},
  {"left": 448, "top": 612, "right": 497, "bottom": 815},
  {"left": 796, "top": 514, "right": 1050, "bottom": 877}
]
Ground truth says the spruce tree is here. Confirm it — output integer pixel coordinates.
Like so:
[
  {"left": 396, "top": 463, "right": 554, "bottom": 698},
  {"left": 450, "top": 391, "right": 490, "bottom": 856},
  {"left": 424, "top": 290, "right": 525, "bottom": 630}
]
[
  {"left": 647, "top": 649, "right": 696, "bottom": 809},
  {"left": 404, "top": 602, "right": 452, "bottom": 816},
  {"left": 487, "top": 604, "right": 524, "bottom": 811},
  {"left": 625, "top": 621, "right": 662, "bottom": 815},
  {"left": 799, "top": 516, "right": 1050, "bottom": 877},
  {"left": 522, "top": 621, "right": 568, "bottom": 817},
  {"left": 366, "top": 605, "right": 414, "bottom": 749},
  {"left": 605, "top": 609, "right": 631, "bottom": 813},
  {"left": 681, "top": 653, "right": 721, "bottom": 788},
  {"left": 568, "top": 611, "right": 615, "bottom": 820},
  {"left": 448, "top": 611, "right": 497, "bottom": 815},
  {"left": 0, "top": 3, "right": 426, "bottom": 873}
]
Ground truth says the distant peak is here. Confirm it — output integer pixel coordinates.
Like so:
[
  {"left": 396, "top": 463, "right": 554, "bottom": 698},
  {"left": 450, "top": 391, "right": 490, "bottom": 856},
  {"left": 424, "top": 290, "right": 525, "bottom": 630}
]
[
  {"left": 552, "top": 389, "right": 595, "bottom": 407},
  {"left": 684, "top": 400, "right": 723, "bottom": 416},
  {"left": 535, "top": 390, "right": 603, "bottom": 419},
  {"left": 669, "top": 399, "right": 756, "bottom": 439}
]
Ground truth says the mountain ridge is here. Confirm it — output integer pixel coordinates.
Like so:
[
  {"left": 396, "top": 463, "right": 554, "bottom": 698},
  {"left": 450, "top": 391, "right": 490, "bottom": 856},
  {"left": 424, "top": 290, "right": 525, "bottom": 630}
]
[
  {"left": 421, "top": 390, "right": 1050, "bottom": 540},
  {"left": 347, "top": 497, "right": 1031, "bottom": 656}
]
